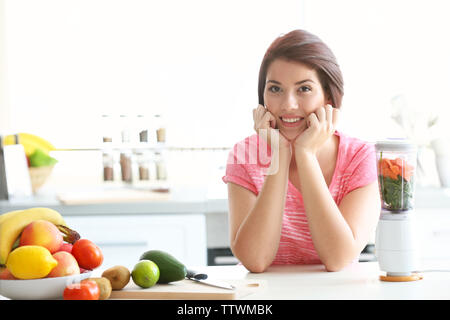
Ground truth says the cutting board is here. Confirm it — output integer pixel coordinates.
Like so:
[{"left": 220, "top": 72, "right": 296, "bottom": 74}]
[{"left": 109, "top": 279, "right": 265, "bottom": 300}]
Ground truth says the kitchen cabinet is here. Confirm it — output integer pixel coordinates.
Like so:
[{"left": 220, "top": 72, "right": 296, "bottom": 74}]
[
  {"left": 416, "top": 208, "right": 450, "bottom": 262},
  {"left": 64, "top": 214, "right": 206, "bottom": 269}
]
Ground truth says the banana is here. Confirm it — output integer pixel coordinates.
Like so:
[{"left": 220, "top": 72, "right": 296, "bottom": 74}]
[
  {"left": 4, "top": 133, "right": 55, "bottom": 156},
  {"left": 0, "top": 207, "right": 67, "bottom": 265},
  {"left": 0, "top": 210, "right": 24, "bottom": 226}
]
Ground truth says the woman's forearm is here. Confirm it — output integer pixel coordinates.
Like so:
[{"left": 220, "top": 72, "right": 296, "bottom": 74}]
[
  {"left": 295, "top": 150, "right": 359, "bottom": 271},
  {"left": 231, "top": 151, "right": 290, "bottom": 272}
]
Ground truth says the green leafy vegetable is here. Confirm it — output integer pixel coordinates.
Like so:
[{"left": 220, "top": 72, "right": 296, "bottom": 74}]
[{"left": 379, "top": 175, "right": 414, "bottom": 211}]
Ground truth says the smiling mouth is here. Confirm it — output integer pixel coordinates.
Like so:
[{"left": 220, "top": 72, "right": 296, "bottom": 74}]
[
  {"left": 280, "top": 116, "right": 304, "bottom": 126},
  {"left": 281, "top": 117, "right": 302, "bottom": 123}
]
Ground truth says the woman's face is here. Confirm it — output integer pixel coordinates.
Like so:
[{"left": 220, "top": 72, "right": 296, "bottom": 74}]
[{"left": 263, "top": 58, "right": 331, "bottom": 141}]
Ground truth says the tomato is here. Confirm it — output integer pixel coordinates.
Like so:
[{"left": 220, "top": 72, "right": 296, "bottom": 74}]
[
  {"left": 63, "top": 280, "right": 100, "bottom": 300},
  {"left": 71, "top": 239, "right": 104, "bottom": 270}
]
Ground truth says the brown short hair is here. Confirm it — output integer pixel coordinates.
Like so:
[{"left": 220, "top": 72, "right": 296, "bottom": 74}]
[{"left": 258, "top": 30, "right": 344, "bottom": 108}]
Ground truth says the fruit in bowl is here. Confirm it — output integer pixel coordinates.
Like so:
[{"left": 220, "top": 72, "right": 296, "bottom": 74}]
[
  {"left": 0, "top": 268, "right": 17, "bottom": 280},
  {"left": 27, "top": 148, "right": 58, "bottom": 193},
  {"left": 19, "top": 220, "right": 63, "bottom": 253},
  {"left": 0, "top": 207, "right": 104, "bottom": 299},
  {"left": 3, "top": 133, "right": 57, "bottom": 192},
  {"left": 0, "top": 207, "right": 75, "bottom": 265},
  {"left": 47, "top": 251, "right": 80, "bottom": 278},
  {"left": 6, "top": 245, "right": 57, "bottom": 279}
]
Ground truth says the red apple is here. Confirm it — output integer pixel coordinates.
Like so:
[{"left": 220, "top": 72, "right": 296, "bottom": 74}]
[
  {"left": 0, "top": 268, "right": 17, "bottom": 280},
  {"left": 46, "top": 251, "right": 80, "bottom": 277},
  {"left": 20, "top": 220, "right": 63, "bottom": 254}
]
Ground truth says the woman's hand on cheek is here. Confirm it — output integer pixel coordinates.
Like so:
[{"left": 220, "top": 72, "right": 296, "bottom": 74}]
[
  {"left": 292, "top": 104, "right": 339, "bottom": 156},
  {"left": 253, "top": 104, "right": 292, "bottom": 155}
]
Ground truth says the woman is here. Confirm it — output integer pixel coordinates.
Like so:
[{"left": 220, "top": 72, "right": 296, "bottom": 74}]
[{"left": 222, "top": 30, "right": 380, "bottom": 272}]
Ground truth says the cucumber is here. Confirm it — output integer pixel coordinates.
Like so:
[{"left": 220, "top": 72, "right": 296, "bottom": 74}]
[{"left": 139, "top": 250, "right": 187, "bottom": 283}]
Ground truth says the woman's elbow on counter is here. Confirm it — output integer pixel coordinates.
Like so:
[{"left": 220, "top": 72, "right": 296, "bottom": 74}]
[
  {"left": 323, "top": 257, "right": 354, "bottom": 272},
  {"left": 324, "top": 263, "right": 344, "bottom": 272},
  {"left": 245, "top": 261, "right": 269, "bottom": 273},
  {"left": 235, "top": 253, "right": 270, "bottom": 273},
  {"left": 322, "top": 247, "right": 361, "bottom": 272},
  {"left": 230, "top": 247, "right": 270, "bottom": 273},
  {"left": 230, "top": 243, "right": 272, "bottom": 273}
]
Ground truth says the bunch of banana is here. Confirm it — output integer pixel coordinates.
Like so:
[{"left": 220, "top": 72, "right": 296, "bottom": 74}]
[
  {"left": 0, "top": 207, "right": 68, "bottom": 265},
  {"left": 3, "top": 133, "right": 55, "bottom": 157}
]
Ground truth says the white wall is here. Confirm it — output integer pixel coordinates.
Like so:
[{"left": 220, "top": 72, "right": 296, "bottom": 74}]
[
  {"left": 2, "top": 0, "right": 304, "bottom": 148},
  {"left": 1, "top": 0, "right": 306, "bottom": 189},
  {"left": 2, "top": 0, "right": 449, "bottom": 189},
  {"left": 303, "top": 0, "right": 450, "bottom": 143}
]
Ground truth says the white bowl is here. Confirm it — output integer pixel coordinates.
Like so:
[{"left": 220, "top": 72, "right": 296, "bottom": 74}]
[{"left": 0, "top": 272, "right": 92, "bottom": 300}]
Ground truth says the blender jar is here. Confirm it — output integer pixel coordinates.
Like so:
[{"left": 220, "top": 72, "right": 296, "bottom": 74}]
[{"left": 375, "top": 139, "right": 418, "bottom": 212}]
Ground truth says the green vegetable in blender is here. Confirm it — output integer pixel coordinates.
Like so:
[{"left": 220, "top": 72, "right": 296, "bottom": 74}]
[{"left": 379, "top": 175, "right": 414, "bottom": 211}]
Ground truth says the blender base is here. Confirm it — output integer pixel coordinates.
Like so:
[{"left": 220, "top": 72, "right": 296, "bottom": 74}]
[{"left": 379, "top": 273, "right": 423, "bottom": 282}]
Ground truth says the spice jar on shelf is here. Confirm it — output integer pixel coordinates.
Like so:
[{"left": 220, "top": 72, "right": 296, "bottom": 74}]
[
  {"left": 120, "top": 150, "right": 133, "bottom": 183},
  {"left": 154, "top": 114, "right": 166, "bottom": 144},
  {"left": 102, "top": 151, "right": 115, "bottom": 182},
  {"left": 135, "top": 114, "right": 153, "bottom": 183},
  {"left": 154, "top": 151, "right": 167, "bottom": 181},
  {"left": 101, "top": 114, "right": 115, "bottom": 182},
  {"left": 120, "top": 115, "right": 131, "bottom": 144},
  {"left": 152, "top": 150, "right": 169, "bottom": 191},
  {"left": 137, "top": 114, "right": 151, "bottom": 145},
  {"left": 119, "top": 115, "right": 133, "bottom": 184},
  {"left": 136, "top": 151, "right": 151, "bottom": 181},
  {"left": 101, "top": 114, "right": 115, "bottom": 143}
]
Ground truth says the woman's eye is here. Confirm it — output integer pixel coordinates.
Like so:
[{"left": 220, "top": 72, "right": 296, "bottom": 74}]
[
  {"left": 299, "top": 86, "right": 311, "bottom": 93},
  {"left": 268, "top": 85, "right": 281, "bottom": 93}
]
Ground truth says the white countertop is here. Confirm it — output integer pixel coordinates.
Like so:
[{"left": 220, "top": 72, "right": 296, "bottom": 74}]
[
  {"left": 2, "top": 261, "right": 450, "bottom": 300},
  {"left": 182, "top": 261, "right": 450, "bottom": 300}
]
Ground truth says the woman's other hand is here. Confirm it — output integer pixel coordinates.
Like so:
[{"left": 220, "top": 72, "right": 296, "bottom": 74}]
[
  {"left": 293, "top": 104, "right": 339, "bottom": 156},
  {"left": 253, "top": 104, "right": 291, "bottom": 154}
]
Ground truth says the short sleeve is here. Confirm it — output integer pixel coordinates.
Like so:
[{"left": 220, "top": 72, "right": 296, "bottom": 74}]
[
  {"left": 222, "top": 143, "right": 258, "bottom": 195},
  {"left": 343, "top": 143, "right": 377, "bottom": 195}
]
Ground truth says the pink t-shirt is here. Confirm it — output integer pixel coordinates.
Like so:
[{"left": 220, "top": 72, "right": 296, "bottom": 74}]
[{"left": 222, "top": 130, "right": 377, "bottom": 265}]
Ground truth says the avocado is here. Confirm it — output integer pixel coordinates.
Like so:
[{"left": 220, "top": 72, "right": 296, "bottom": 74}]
[{"left": 139, "top": 250, "right": 187, "bottom": 283}]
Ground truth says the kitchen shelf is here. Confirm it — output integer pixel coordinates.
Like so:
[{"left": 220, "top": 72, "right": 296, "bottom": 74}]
[{"left": 53, "top": 145, "right": 231, "bottom": 152}]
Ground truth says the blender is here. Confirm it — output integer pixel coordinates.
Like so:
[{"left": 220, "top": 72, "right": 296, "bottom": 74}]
[{"left": 374, "top": 139, "right": 422, "bottom": 282}]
